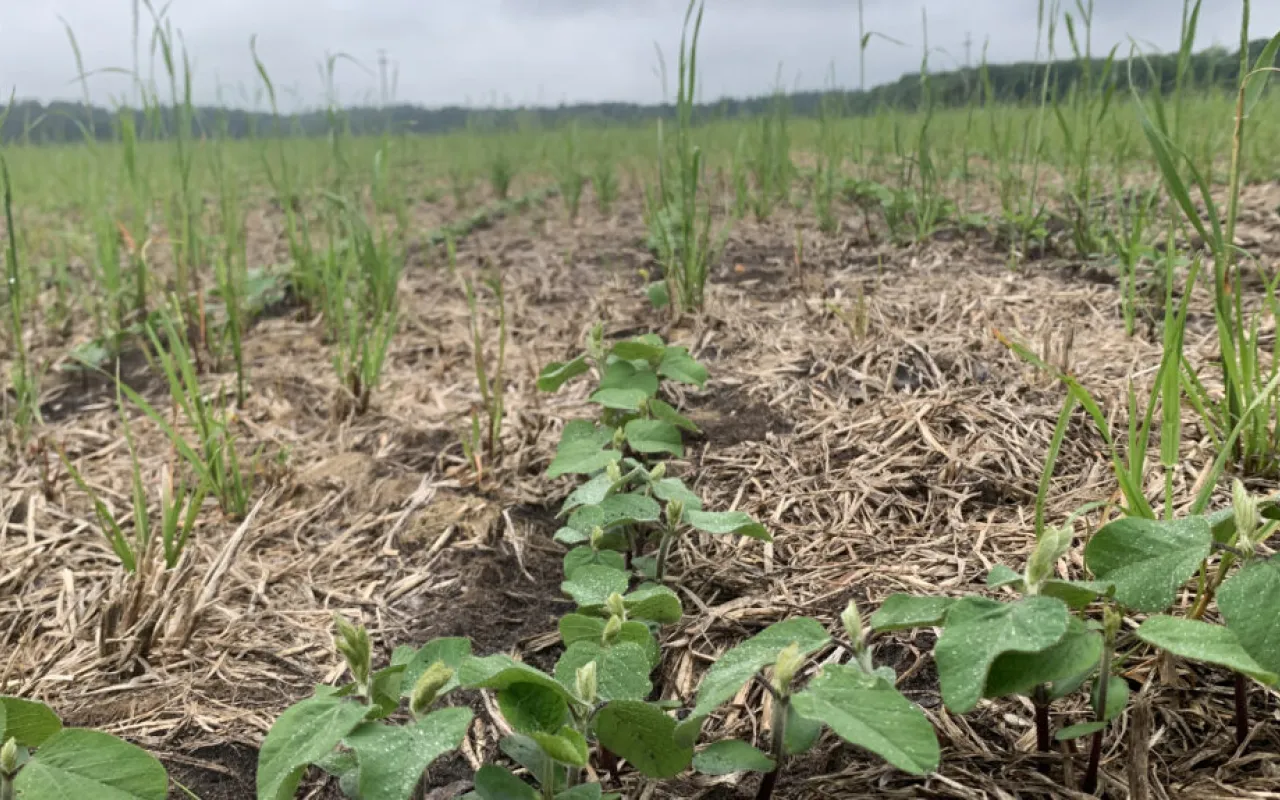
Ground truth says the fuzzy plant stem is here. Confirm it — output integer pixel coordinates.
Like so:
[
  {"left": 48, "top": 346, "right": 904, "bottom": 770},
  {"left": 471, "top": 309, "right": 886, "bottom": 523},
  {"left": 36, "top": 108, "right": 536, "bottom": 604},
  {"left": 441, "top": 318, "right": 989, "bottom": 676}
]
[
  {"left": 1234, "top": 672, "right": 1249, "bottom": 749},
  {"left": 654, "top": 532, "right": 676, "bottom": 582},
  {"left": 755, "top": 696, "right": 789, "bottom": 800},
  {"left": 1082, "top": 636, "right": 1115, "bottom": 795},
  {"left": 1032, "top": 685, "right": 1051, "bottom": 754},
  {"left": 0, "top": 774, "right": 13, "bottom": 800}
]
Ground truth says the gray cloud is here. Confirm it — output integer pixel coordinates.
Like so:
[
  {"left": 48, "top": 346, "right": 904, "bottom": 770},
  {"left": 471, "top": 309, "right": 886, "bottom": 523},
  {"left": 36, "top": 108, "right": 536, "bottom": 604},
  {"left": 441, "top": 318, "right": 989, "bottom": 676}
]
[{"left": 2, "top": 1, "right": 1276, "bottom": 111}]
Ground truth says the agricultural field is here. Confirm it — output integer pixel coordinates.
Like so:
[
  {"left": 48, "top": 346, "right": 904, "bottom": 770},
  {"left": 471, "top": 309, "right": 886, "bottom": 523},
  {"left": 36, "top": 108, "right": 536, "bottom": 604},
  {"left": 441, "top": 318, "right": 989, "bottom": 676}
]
[{"left": 3, "top": 1, "right": 1280, "bottom": 799}]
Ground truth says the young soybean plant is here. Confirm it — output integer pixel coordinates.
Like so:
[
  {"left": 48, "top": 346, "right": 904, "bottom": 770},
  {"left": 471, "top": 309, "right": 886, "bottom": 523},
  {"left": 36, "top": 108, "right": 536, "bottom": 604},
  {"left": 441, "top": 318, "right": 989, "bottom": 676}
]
[
  {"left": 460, "top": 618, "right": 695, "bottom": 799},
  {"left": 0, "top": 696, "right": 168, "bottom": 800},
  {"left": 682, "top": 605, "right": 939, "bottom": 799},
  {"left": 556, "top": 459, "right": 769, "bottom": 582},
  {"left": 1118, "top": 484, "right": 1280, "bottom": 748},
  {"left": 871, "top": 525, "right": 1120, "bottom": 791},
  {"left": 539, "top": 326, "right": 707, "bottom": 468},
  {"left": 256, "top": 617, "right": 473, "bottom": 800}
]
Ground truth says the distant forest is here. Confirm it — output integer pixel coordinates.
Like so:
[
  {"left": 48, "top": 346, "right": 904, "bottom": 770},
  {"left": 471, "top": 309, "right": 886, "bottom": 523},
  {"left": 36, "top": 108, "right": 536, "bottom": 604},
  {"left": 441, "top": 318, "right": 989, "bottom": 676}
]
[{"left": 2, "top": 38, "right": 1275, "bottom": 145}]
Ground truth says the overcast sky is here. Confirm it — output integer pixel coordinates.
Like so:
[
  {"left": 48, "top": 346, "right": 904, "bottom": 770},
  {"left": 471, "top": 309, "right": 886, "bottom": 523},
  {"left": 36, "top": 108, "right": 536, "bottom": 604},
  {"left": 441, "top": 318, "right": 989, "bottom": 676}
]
[{"left": 3, "top": 1, "right": 1277, "bottom": 111}]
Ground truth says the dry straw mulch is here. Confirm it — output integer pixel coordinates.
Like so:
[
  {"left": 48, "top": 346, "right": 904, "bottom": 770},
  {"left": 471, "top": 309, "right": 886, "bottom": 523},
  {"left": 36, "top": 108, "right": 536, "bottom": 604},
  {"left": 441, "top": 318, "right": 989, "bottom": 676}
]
[{"left": 3, "top": 184, "right": 1280, "bottom": 798}]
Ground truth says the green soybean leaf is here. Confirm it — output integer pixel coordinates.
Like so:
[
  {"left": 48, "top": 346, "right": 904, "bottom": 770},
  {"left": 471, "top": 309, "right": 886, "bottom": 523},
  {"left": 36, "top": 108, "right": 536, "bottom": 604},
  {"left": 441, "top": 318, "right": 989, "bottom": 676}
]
[
  {"left": 560, "top": 565, "right": 631, "bottom": 608},
  {"left": 784, "top": 703, "right": 824, "bottom": 756},
  {"left": 673, "top": 714, "right": 707, "bottom": 749},
  {"left": 624, "top": 419, "right": 684, "bottom": 457},
  {"left": 692, "top": 618, "right": 831, "bottom": 718},
  {"left": 683, "top": 510, "right": 771, "bottom": 541},
  {"left": 598, "top": 361, "right": 659, "bottom": 397},
  {"left": 0, "top": 697, "right": 61, "bottom": 747},
  {"left": 537, "top": 355, "right": 590, "bottom": 392},
  {"left": 1137, "top": 615, "right": 1279, "bottom": 686},
  {"left": 983, "top": 617, "right": 1103, "bottom": 700},
  {"left": 1083, "top": 516, "right": 1212, "bottom": 612},
  {"left": 1041, "top": 579, "right": 1112, "bottom": 610},
  {"left": 548, "top": 421, "right": 621, "bottom": 479},
  {"left": 590, "top": 388, "right": 652, "bottom": 412},
  {"left": 611, "top": 339, "right": 667, "bottom": 365},
  {"left": 791, "top": 665, "right": 940, "bottom": 776},
  {"left": 870, "top": 595, "right": 955, "bottom": 632},
  {"left": 1219, "top": 558, "right": 1280, "bottom": 675},
  {"left": 646, "top": 281, "right": 670, "bottom": 310},
  {"left": 985, "top": 565, "right": 1023, "bottom": 589},
  {"left": 367, "top": 665, "right": 408, "bottom": 720},
  {"left": 314, "top": 749, "right": 359, "bottom": 796},
  {"left": 498, "top": 735, "right": 562, "bottom": 792},
  {"left": 559, "top": 615, "right": 660, "bottom": 666},
  {"left": 257, "top": 696, "right": 369, "bottom": 800},
  {"left": 560, "top": 473, "right": 618, "bottom": 515},
  {"left": 342, "top": 708, "right": 473, "bottom": 800},
  {"left": 594, "top": 701, "right": 694, "bottom": 778},
  {"left": 555, "top": 785, "right": 604, "bottom": 800},
  {"left": 531, "top": 726, "right": 589, "bottom": 767},
  {"left": 498, "top": 683, "right": 569, "bottom": 734},
  {"left": 1055, "top": 675, "right": 1130, "bottom": 741},
  {"left": 14, "top": 729, "right": 168, "bottom": 800},
  {"left": 567, "top": 493, "right": 662, "bottom": 533},
  {"left": 934, "top": 596, "right": 1071, "bottom": 714},
  {"left": 554, "top": 527, "right": 590, "bottom": 546},
  {"left": 554, "top": 641, "right": 652, "bottom": 701},
  {"left": 563, "top": 547, "right": 627, "bottom": 579},
  {"left": 650, "top": 477, "right": 702, "bottom": 509},
  {"left": 658, "top": 347, "right": 708, "bottom": 388},
  {"left": 472, "top": 764, "right": 539, "bottom": 800},
  {"left": 692, "top": 739, "right": 775, "bottom": 775},
  {"left": 623, "top": 584, "right": 683, "bottom": 624},
  {"left": 459, "top": 656, "right": 581, "bottom": 704},
  {"left": 648, "top": 398, "right": 700, "bottom": 432}
]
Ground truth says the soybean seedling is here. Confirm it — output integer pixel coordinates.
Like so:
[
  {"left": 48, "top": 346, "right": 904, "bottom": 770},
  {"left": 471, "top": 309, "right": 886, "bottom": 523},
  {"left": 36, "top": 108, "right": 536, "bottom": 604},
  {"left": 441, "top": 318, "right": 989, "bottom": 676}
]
[
  {"left": 257, "top": 617, "right": 473, "bottom": 800},
  {"left": 460, "top": 622, "right": 694, "bottom": 798},
  {"left": 539, "top": 325, "right": 707, "bottom": 471},
  {"left": 1, "top": 697, "right": 168, "bottom": 800},
  {"left": 555, "top": 459, "right": 770, "bottom": 583},
  {"left": 872, "top": 525, "right": 1114, "bottom": 765},
  {"left": 683, "top": 605, "right": 939, "bottom": 799}
]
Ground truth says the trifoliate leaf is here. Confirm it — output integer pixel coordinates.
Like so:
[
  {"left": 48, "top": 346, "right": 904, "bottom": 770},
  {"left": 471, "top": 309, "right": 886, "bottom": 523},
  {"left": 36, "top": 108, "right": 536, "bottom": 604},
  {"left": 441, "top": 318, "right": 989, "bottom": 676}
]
[
  {"left": 1083, "top": 516, "right": 1212, "bottom": 612},
  {"left": 692, "top": 740, "right": 775, "bottom": 775},
  {"left": 791, "top": 665, "right": 940, "bottom": 775},
  {"left": 594, "top": 701, "right": 693, "bottom": 778},
  {"left": 934, "top": 596, "right": 1070, "bottom": 714}
]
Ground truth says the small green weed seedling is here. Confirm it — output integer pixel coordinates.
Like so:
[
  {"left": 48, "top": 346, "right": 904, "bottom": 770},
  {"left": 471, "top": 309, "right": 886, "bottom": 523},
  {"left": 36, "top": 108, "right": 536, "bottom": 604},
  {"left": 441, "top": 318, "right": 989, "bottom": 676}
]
[
  {"left": 647, "top": 0, "right": 725, "bottom": 315},
  {"left": 488, "top": 144, "right": 515, "bottom": 201},
  {"left": 592, "top": 149, "right": 618, "bottom": 217},
  {"left": 61, "top": 389, "right": 205, "bottom": 574},
  {"left": 1, "top": 146, "right": 42, "bottom": 446},
  {"left": 257, "top": 617, "right": 473, "bottom": 800},
  {"left": 458, "top": 252, "right": 508, "bottom": 481},
  {"left": 120, "top": 306, "right": 255, "bottom": 519},
  {"left": 556, "top": 125, "right": 586, "bottom": 221},
  {"left": 320, "top": 190, "right": 402, "bottom": 416},
  {"left": 0, "top": 696, "right": 168, "bottom": 800},
  {"left": 681, "top": 608, "right": 939, "bottom": 799}
]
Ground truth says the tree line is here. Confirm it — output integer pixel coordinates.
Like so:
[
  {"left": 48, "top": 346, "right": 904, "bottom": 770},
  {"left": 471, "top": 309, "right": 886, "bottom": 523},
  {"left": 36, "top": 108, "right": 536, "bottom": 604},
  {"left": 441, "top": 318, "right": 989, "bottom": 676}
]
[{"left": 1, "top": 38, "right": 1273, "bottom": 145}]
